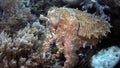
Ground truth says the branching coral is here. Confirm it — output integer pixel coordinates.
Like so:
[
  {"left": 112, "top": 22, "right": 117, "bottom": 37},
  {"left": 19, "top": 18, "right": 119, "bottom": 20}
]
[
  {"left": 80, "top": 0, "right": 110, "bottom": 21},
  {"left": 40, "top": 7, "right": 111, "bottom": 68},
  {"left": 63, "top": 0, "right": 110, "bottom": 21},
  {"left": 0, "top": 21, "right": 46, "bottom": 68}
]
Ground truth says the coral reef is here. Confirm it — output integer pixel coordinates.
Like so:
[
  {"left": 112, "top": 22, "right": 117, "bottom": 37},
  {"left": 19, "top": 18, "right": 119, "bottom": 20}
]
[
  {"left": 63, "top": 0, "right": 110, "bottom": 21},
  {"left": 91, "top": 46, "right": 120, "bottom": 68},
  {"left": 0, "top": 21, "right": 46, "bottom": 68},
  {"left": 40, "top": 7, "right": 111, "bottom": 68},
  {"left": 98, "top": 0, "right": 120, "bottom": 7},
  {"left": 0, "top": 0, "right": 35, "bottom": 33},
  {"left": 30, "top": 0, "right": 65, "bottom": 17},
  {"left": 0, "top": 0, "right": 119, "bottom": 68},
  {"left": 81, "top": 0, "right": 110, "bottom": 21},
  {"left": 97, "top": 0, "right": 120, "bottom": 45}
]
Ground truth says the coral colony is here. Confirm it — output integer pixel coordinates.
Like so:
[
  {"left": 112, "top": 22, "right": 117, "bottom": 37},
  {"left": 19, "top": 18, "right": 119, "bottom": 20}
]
[
  {"left": 64, "top": 0, "right": 110, "bottom": 21},
  {"left": 91, "top": 46, "right": 120, "bottom": 68},
  {"left": 1, "top": 0, "right": 120, "bottom": 68},
  {"left": 0, "top": 21, "right": 46, "bottom": 68}
]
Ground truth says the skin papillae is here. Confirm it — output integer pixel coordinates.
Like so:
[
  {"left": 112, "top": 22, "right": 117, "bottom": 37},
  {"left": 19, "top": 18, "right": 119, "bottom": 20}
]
[{"left": 39, "top": 7, "right": 111, "bottom": 68}]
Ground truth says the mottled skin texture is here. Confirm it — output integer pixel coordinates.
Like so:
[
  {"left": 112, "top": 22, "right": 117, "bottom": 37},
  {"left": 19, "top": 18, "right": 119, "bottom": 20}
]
[
  {"left": 40, "top": 7, "right": 111, "bottom": 68},
  {"left": 55, "top": 15, "right": 80, "bottom": 68}
]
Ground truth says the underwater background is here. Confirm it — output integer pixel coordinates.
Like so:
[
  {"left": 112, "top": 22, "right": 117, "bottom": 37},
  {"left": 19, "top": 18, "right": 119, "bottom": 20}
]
[{"left": 0, "top": 0, "right": 120, "bottom": 68}]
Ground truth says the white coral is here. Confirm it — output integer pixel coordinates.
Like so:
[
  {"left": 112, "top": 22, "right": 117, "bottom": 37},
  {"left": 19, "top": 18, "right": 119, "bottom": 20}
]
[{"left": 91, "top": 46, "right": 120, "bottom": 68}]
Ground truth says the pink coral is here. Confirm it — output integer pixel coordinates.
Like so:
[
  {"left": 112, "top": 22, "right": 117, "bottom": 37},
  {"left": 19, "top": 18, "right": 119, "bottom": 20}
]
[{"left": 40, "top": 7, "right": 111, "bottom": 68}]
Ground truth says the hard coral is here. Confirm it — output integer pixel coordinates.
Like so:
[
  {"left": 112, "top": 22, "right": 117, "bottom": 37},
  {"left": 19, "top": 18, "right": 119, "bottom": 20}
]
[
  {"left": 0, "top": 21, "right": 45, "bottom": 68},
  {"left": 63, "top": 0, "right": 110, "bottom": 21},
  {"left": 40, "top": 7, "right": 111, "bottom": 68},
  {"left": 0, "top": 0, "right": 35, "bottom": 33},
  {"left": 91, "top": 46, "right": 120, "bottom": 68}
]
